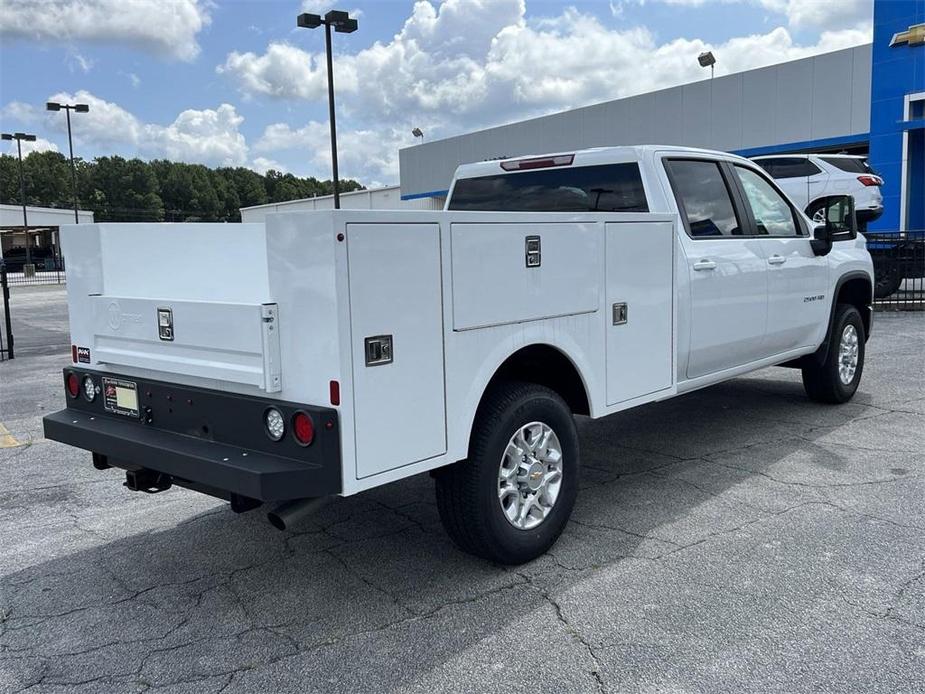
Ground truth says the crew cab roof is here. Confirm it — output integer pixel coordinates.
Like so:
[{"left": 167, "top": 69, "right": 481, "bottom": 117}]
[
  {"left": 452, "top": 144, "right": 755, "bottom": 181},
  {"left": 750, "top": 153, "right": 867, "bottom": 161}
]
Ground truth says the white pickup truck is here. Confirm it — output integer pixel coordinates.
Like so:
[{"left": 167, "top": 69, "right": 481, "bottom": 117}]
[{"left": 44, "top": 145, "right": 874, "bottom": 564}]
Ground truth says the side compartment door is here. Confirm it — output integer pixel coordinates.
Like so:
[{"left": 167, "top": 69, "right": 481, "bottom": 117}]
[
  {"left": 664, "top": 158, "right": 769, "bottom": 379},
  {"left": 605, "top": 221, "right": 674, "bottom": 405},
  {"left": 347, "top": 223, "right": 446, "bottom": 479}
]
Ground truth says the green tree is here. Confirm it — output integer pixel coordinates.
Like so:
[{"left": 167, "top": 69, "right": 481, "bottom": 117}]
[
  {"left": 1, "top": 150, "right": 366, "bottom": 222},
  {"left": 82, "top": 156, "right": 164, "bottom": 221}
]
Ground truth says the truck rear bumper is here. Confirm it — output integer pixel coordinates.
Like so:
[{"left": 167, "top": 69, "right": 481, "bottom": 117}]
[
  {"left": 45, "top": 410, "right": 340, "bottom": 501},
  {"left": 42, "top": 369, "right": 342, "bottom": 502}
]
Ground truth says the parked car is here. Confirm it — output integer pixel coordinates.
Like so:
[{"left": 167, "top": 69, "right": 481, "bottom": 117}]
[
  {"left": 44, "top": 145, "right": 873, "bottom": 565},
  {"left": 0, "top": 246, "right": 58, "bottom": 273},
  {"left": 750, "top": 154, "right": 883, "bottom": 227}
]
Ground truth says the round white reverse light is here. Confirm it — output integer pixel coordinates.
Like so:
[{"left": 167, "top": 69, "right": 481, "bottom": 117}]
[
  {"left": 265, "top": 408, "right": 285, "bottom": 441},
  {"left": 82, "top": 376, "right": 97, "bottom": 402}
]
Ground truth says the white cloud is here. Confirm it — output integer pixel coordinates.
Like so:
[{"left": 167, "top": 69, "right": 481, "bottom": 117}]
[
  {"left": 251, "top": 157, "right": 288, "bottom": 175},
  {"left": 225, "top": 0, "right": 873, "bottom": 184},
  {"left": 779, "top": 0, "right": 871, "bottom": 29},
  {"left": 5, "top": 137, "right": 59, "bottom": 156},
  {"left": 644, "top": 0, "right": 872, "bottom": 30},
  {"left": 218, "top": 43, "right": 336, "bottom": 100},
  {"left": 68, "top": 52, "right": 95, "bottom": 74},
  {"left": 255, "top": 121, "right": 403, "bottom": 185},
  {"left": 44, "top": 91, "right": 248, "bottom": 167},
  {"left": 0, "top": 0, "right": 211, "bottom": 62},
  {"left": 45, "top": 90, "right": 143, "bottom": 147},
  {"left": 152, "top": 104, "right": 248, "bottom": 166},
  {"left": 0, "top": 101, "right": 38, "bottom": 123}
]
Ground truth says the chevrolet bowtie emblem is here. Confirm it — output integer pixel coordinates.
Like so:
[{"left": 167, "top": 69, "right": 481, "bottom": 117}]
[{"left": 890, "top": 23, "right": 925, "bottom": 47}]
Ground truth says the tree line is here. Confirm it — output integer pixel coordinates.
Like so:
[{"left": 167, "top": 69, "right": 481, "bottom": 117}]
[{"left": 0, "top": 151, "right": 364, "bottom": 223}]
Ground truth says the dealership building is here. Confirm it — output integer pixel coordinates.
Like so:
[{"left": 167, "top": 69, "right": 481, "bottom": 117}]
[{"left": 399, "top": 0, "right": 924, "bottom": 233}]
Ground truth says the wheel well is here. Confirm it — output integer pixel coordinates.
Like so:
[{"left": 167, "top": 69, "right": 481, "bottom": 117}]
[
  {"left": 484, "top": 345, "right": 590, "bottom": 416},
  {"left": 836, "top": 277, "right": 872, "bottom": 338}
]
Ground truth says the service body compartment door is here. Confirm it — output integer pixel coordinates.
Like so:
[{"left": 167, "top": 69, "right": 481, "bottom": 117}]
[
  {"left": 606, "top": 222, "right": 674, "bottom": 406},
  {"left": 347, "top": 223, "right": 446, "bottom": 479},
  {"left": 450, "top": 222, "right": 600, "bottom": 330}
]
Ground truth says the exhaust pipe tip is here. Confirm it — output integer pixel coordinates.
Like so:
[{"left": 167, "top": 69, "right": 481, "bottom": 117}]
[{"left": 267, "top": 497, "right": 329, "bottom": 532}]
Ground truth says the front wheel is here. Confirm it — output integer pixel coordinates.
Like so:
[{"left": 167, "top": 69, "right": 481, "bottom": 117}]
[
  {"left": 802, "top": 304, "right": 865, "bottom": 403},
  {"left": 434, "top": 382, "right": 579, "bottom": 564}
]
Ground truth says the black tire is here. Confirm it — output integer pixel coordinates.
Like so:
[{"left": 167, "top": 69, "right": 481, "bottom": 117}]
[
  {"left": 434, "top": 382, "right": 579, "bottom": 564},
  {"left": 802, "top": 304, "right": 865, "bottom": 404},
  {"left": 873, "top": 265, "right": 903, "bottom": 299}
]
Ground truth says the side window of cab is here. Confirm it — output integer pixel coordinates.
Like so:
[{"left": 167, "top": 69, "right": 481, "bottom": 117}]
[{"left": 733, "top": 166, "right": 804, "bottom": 237}]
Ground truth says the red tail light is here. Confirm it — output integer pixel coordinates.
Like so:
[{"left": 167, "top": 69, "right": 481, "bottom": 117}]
[
  {"left": 292, "top": 411, "right": 314, "bottom": 446},
  {"left": 66, "top": 372, "right": 80, "bottom": 398},
  {"left": 857, "top": 175, "right": 881, "bottom": 187},
  {"left": 501, "top": 154, "right": 574, "bottom": 171}
]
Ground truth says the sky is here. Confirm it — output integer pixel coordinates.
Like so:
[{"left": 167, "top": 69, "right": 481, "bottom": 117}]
[{"left": 0, "top": 0, "right": 874, "bottom": 187}]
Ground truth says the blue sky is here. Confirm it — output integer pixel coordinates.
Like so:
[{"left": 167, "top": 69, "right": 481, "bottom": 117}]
[{"left": 0, "top": 0, "right": 872, "bottom": 186}]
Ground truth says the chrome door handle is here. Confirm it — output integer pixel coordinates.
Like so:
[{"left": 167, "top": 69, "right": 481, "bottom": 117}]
[
  {"left": 768, "top": 255, "right": 787, "bottom": 265},
  {"left": 693, "top": 259, "right": 717, "bottom": 271}
]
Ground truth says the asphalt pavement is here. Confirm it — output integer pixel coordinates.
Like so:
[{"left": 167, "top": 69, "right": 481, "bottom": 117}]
[{"left": 1, "top": 286, "right": 923, "bottom": 693}]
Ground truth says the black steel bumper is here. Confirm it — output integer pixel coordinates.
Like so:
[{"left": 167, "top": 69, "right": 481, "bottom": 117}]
[{"left": 43, "top": 369, "right": 342, "bottom": 502}]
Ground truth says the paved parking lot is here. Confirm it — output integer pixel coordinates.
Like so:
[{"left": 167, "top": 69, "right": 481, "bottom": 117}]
[{"left": 1, "top": 286, "right": 923, "bottom": 693}]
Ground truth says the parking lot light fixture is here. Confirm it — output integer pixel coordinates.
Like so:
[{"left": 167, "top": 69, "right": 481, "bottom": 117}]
[
  {"left": 698, "top": 51, "right": 716, "bottom": 79},
  {"left": 2, "top": 132, "right": 38, "bottom": 265},
  {"left": 296, "top": 8, "right": 359, "bottom": 209},
  {"left": 46, "top": 101, "right": 90, "bottom": 223},
  {"left": 412, "top": 127, "right": 424, "bottom": 143}
]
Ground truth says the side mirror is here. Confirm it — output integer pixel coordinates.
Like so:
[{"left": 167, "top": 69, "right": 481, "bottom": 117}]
[
  {"left": 811, "top": 223, "right": 832, "bottom": 256},
  {"left": 810, "top": 195, "right": 856, "bottom": 256}
]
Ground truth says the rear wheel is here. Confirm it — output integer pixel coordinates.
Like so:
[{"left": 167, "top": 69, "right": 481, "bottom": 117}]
[
  {"left": 434, "top": 382, "right": 579, "bottom": 564},
  {"left": 873, "top": 263, "right": 903, "bottom": 299},
  {"left": 802, "top": 304, "right": 865, "bottom": 403}
]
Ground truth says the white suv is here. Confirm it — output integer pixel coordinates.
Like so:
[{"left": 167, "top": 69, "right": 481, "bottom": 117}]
[{"left": 751, "top": 154, "right": 883, "bottom": 227}]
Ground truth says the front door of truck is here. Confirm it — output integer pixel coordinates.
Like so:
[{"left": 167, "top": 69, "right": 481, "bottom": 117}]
[
  {"left": 730, "top": 164, "right": 828, "bottom": 355},
  {"left": 664, "top": 158, "right": 769, "bottom": 379}
]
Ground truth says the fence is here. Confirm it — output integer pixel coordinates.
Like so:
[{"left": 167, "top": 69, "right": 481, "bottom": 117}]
[
  {"left": 1, "top": 266, "right": 13, "bottom": 360},
  {"left": 867, "top": 231, "right": 924, "bottom": 311},
  {"left": 1, "top": 268, "right": 66, "bottom": 287}
]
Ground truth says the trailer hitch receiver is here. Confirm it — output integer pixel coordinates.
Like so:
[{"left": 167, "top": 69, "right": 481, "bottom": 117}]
[{"left": 124, "top": 469, "right": 172, "bottom": 493}]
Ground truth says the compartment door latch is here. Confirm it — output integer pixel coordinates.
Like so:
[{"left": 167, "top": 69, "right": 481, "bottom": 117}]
[
  {"left": 612, "top": 302, "right": 628, "bottom": 325},
  {"left": 365, "top": 335, "right": 393, "bottom": 366},
  {"left": 525, "top": 235, "right": 541, "bottom": 267}
]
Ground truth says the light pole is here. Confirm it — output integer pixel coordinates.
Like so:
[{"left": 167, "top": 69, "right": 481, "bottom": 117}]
[
  {"left": 698, "top": 52, "right": 716, "bottom": 147},
  {"left": 46, "top": 102, "right": 89, "bottom": 223},
  {"left": 296, "top": 9, "right": 358, "bottom": 209},
  {"left": 2, "top": 132, "right": 37, "bottom": 266},
  {"left": 412, "top": 127, "right": 424, "bottom": 144}
]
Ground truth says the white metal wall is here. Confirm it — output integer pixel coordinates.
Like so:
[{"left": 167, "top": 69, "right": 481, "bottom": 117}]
[
  {"left": 399, "top": 44, "right": 872, "bottom": 199},
  {"left": 240, "top": 186, "right": 441, "bottom": 223}
]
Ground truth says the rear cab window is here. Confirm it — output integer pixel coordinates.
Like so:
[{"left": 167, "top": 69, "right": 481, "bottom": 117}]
[{"left": 448, "top": 163, "right": 649, "bottom": 212}]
